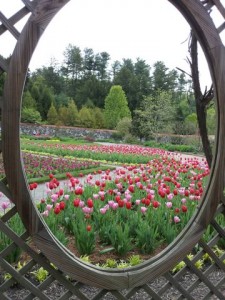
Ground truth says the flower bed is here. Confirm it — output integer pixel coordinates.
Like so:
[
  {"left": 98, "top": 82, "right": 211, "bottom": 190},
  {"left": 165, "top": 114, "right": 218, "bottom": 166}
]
[
  {"left": 22, "top": 152, "right": 100, "bottom": 179},
  {"left": 36, "top": 154, "right": 211, "bottom": 266},
  {"left": 21, "top": 141, "right": 171, "bottom": 164}
]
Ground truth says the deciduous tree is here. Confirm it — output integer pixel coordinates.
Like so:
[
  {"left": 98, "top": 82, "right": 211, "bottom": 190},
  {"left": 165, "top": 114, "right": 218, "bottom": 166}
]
[{"left": 104, "top": 85, "right": 131, "bottom": 129}]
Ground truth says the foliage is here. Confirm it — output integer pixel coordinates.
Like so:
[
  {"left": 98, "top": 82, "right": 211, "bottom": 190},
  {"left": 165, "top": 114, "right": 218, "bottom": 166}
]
[
  {"left": 124, "top": 134, "right": 139, "bottom": 144},
  {"left": 104, "top": 85, "right": 131, "bottom": 129},
  {"left": 115, "top": 117, "right": 132, "bottom": 137},
  {"left": 132, "top": 90, "right": 175, "bottom": 140},
  {"left": 184, "top": 113, "right": 198, "bottom": 134},
  {"left": 58, "top": 106, "right": 70, "bottom": 126},
  {"left": 92, "top": 107, "right": 105, "bottom": 129},
  {"left": 67, "top": 99, "right": 79, "bottom": 126},
  {"left": 31, "top": 267, "right": 49, "bottom": 283},
  {"left": 78, "top": 106, "right": 95, "bottom": 128},
  {"left": 128, "top": 255, "right": 143, "bottom": 266},
  {"left": 109, "top": 224, "right": 133, "bottom": 256},
  {"left": 207, "top": 106, "right": 216, "bottom": 135},
  {"left": 47, "top": 102, "right": 58, "bottom": 125},
  {"left": 29, "top": 75, "right": 54, "bottom": 120},
  {"left": 15, "top": 44, "right": 197, "bottom": 132},
  {"left": 21, "top": 107, "right": 42, "bottom": 124},
  {"left": 22, "top": 90, "right": 37, "bottom": 109},
  {"left": 0, "top": 214, "right": 25, "bottom": 263},
  {"left": 144, "top": 141, "right": 198, "bottom": 153},
  {"left": 135, "top": 223, "right": 160, "bottom": 254},
  {"left": 72, "top": 220, "right": 96, "bottom": 255}
]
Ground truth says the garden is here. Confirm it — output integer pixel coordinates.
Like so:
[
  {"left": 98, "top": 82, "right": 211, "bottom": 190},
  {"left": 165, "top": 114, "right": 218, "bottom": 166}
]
[{"left": 1, "top": 136, "right": 224, "bottom": 281}]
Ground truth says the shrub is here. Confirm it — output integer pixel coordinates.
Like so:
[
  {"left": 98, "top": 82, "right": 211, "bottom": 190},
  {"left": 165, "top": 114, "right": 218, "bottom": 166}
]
[
  {"left": 21, "top": 107, "right": 42, "bottom": 124},
  {"left": 85, "top": 136, "right": 95, "bottom": 143},
  {"left": 111, "top": 131, "right": 123, "bottom": 141},
  {"left": 115, "top": 117, "right": 132, "bottom": 137},
  {"left": 124, "top": 134, "right": 139, "bottom": 144}
]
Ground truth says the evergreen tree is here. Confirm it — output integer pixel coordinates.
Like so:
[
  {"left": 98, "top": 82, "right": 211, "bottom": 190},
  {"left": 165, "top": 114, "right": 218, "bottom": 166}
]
[
  {"left": 30, "top": 76, "right": 54, "bottom": 120},
  {"left": 92, "top": 107, "right": 105, "bottom": 129},
  {"left": 47, "top": 102, "right": 58, "bottom": 125},
  {"left": 67, "top": 99, "right": 79, "bottom": 126},
  {"left": 104, "top": 85, "right": 131, "bottom": 129},
  {"left": 58, "top": 106, "right": 70, "bottom": 126},
  {"left": 79, "top": 106, "right": 95, "bottom": 128},
  {"left": 22, "top": 90, "right": 37, "bottom": 109}
]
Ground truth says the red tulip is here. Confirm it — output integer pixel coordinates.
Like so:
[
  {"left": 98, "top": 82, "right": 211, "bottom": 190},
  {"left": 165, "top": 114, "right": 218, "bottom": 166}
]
[
  {"left": 59, "top": 201, "right": 65, "bottom": 210},
  {"left": 126, "top": 202, "right": 132, "bottom": 209},
  {"left": 54, "top": 206, "right": 61, "bottom": 215},
  {"left": 73, "top": 198, "right": 80, "bottom": 207},
  {"left": 86, "top": 225, "right": 92, "bottom": 231},
  {"left": 181, "top": 205, "right": 187, "bottom": 213},
  {"left": 153, "top": 201, "right": 160, "bottom": 208},
  {"left": 87, "top": 198, "right": 93, "bottom": 208},
  {"left": 118, "top": 200, "right": 124, "bottom": 207}
]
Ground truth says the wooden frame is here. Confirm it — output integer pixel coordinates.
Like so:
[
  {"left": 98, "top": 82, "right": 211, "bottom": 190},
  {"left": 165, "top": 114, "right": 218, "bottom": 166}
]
[{"left": 1, "top": 0, "right": 225, "bottom": 298}]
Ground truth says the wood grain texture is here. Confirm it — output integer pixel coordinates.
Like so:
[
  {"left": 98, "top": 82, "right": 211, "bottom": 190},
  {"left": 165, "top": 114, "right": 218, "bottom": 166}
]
[{"left": 1, "top": 0, "right": 225, "bottom": 292}]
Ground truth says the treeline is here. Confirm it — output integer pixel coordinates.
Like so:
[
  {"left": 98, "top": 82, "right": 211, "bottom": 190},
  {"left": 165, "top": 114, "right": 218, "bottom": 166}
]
[{"left": 0, "top": 44, "right": 216, "bottom": 140}]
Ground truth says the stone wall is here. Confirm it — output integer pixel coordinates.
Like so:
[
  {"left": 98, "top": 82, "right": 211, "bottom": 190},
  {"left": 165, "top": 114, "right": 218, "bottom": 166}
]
[{"left": 20, "top": 123, "right": 115, "bottom": 140}]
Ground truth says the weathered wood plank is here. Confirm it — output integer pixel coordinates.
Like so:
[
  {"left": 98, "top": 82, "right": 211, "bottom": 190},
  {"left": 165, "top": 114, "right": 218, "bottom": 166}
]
[
  {"left": 0, "top": 12, "right": 20, "bottom": 40},
  {"left": 0, "top": 56, "right": 8, "bottom": 73},
  {"left": 0, "top": 7, "right": 32, "bottom": 36},
  {"left": 1, "top": 0, "right": 225, "bottom": 294}
]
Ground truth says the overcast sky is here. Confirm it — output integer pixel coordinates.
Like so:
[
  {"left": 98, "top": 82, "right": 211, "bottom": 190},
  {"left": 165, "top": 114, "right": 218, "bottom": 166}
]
[{"left": 1, "top": 0, "right": 225, "bottom": 88}]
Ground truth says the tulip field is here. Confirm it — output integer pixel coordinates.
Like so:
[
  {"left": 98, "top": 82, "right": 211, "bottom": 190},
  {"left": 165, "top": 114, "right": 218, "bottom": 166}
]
[
  {"left": 1, "top": 139, "right": 219, "bottom": 267},
  {"left": 17, "top": 139, "right": 214, "bottom": 266}
]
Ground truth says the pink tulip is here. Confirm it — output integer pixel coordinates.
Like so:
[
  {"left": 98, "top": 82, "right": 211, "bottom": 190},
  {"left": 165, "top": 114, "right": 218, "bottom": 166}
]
[
  {"left": 181, "top": 198, "right": 186, "bottom": 204},
  {"left": 51, "top": 193, "right": 59, "bottom": 203},
  {"left": 174, "top": 216, "right": 181, "bottom": 223},
  {"left": 46, "top": 204, "right": 53, "bottom": 211},
  {"left": 166, "top": 202, "right": 173, "bottom": 208},
  {"left": 64, "top": 194, "right": 70, "bottom": 200},
  {"left": 98, "top": 191, "right": 105, "bottom": 197},
  {"left": 108, "top": 200, "right": 115, "bottom": 208},
  {"left": 82, "top": 206, "right": 93, "bottom": 214},
  {"left": 112, "top": 203, "right": 118, "bottom": 210},
  {"left": 42, "top": 210, "right": 49, "bottom": 217},
  {"left": 100, "top": 207, "right": 107, "bottom": 214},
  {"left": 1, "top": 201, "right": 10, "bottom": 210},
  {"left": 167, "top": 193, "right": 174, "bottom": 201},
  {"left": 79, "top": 200, "right": 85, "bottom": 208},
  {"left": 141, "top": 206, "right": 147, "bottom": 214},
  {"left": 125, "top": 194, "right": 132, "bottom": 201}
]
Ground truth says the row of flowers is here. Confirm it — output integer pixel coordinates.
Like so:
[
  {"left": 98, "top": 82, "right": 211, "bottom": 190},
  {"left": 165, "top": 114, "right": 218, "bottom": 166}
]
[
  {"left": 21, "top": 141, "right": 178, "bottom": 164},
  {"left": 23, "top": 152, "right": 100, "bottom": 179},
  {"left": 35, "top": 154, "right": 210, "bottom": 261}
]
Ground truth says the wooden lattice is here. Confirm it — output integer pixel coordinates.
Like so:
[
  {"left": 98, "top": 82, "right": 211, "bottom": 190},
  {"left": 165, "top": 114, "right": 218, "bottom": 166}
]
[{"left": 1, "top": 0, "right": 225, "bottom": 299}]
